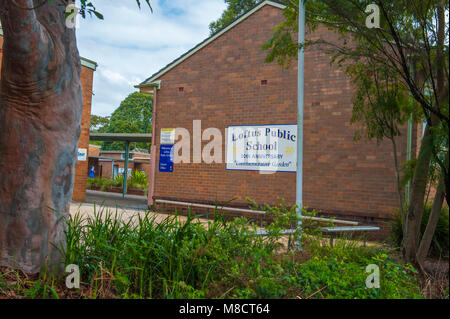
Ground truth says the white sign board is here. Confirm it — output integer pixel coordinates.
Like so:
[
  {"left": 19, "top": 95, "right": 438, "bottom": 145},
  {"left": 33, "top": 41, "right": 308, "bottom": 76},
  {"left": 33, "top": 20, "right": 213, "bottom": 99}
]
[
  {"left": 226, "top": 124, "right": 297, "bottom": 172},
  {"left": 160, "top": 128, "right": 175, "bottom": 145},
  {"left": 77, "top": 148, "right": 87, "bottom": 161}
]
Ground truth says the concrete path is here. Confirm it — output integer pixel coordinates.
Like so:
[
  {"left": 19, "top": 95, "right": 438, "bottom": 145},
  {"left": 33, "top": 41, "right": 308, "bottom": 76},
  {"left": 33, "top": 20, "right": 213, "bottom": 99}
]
[
  {"left": 70, "top": 190, "right": 208, "bottom": 226},
  {"left": 84, "top": 189, "right": 148, "bottom": 210}
]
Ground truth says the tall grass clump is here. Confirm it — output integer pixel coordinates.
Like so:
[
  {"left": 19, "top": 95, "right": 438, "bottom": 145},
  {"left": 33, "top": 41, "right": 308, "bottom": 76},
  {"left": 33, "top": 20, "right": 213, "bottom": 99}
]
[
  {"left": 390, "top": 203, "right": 449, "bottom": 258},
  {"left": 63, "top": 206, "right": 286, "bottom": 298}
]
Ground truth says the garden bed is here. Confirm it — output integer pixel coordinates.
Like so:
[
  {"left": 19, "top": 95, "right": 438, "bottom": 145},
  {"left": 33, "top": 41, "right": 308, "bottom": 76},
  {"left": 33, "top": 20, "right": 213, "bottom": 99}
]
[{"left": 1, "top": 205, "right": 442, "bottom": 299}]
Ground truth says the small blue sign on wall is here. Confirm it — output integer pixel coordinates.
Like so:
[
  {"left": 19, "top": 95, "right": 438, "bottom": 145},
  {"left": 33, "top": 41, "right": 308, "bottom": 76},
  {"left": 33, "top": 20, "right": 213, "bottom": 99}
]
[{"left": 159, "top": 145, "right": 174, "bottom": 172}]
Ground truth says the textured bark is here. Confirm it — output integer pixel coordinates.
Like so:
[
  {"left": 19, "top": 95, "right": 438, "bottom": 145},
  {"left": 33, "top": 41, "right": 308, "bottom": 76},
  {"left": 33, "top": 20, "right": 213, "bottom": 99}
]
[
  {"left": 0, "top": 0, "right": 82, "bottom": 273},
  {"left": 404, "top": 125, "right": 433, "bottom": 262},
  {"left": 416, "top": 175, "right": 445, "bottom": 265}
]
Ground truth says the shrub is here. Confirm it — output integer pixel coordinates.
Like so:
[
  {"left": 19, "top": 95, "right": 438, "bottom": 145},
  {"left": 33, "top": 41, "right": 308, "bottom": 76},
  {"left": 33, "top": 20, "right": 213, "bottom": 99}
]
[
  {"left": 127, "top": 170, "right": 149, "bottom": 191},
  {"left": 297, "top": 239, "right": 421, "bottom": 298},
  {"left": 86, "top": 177, "right": 104, "bottom": 188},
  {"left": 112, "top": 175, "right": 124, "bottom": 188},
  {"left": 390, "top": 203, "right": 449, "bottom": 257},
  {"left": 131, "top": 170, "right": 148, "bottom": 186},
  {"left": 86, "top": 172, "right": 150, "bottom": 192}
]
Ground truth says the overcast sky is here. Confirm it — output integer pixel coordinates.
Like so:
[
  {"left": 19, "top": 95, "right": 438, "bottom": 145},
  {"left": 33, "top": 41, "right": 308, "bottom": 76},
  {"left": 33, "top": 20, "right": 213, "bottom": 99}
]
[{"left": 76, "top": 0, "right": 227, "bottom": 117}]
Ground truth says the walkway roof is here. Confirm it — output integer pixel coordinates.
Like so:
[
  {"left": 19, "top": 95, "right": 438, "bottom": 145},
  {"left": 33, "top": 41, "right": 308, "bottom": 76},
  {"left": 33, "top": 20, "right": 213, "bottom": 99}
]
[{"left": 90, "top": 133, "right": 152, "bottom": 143}]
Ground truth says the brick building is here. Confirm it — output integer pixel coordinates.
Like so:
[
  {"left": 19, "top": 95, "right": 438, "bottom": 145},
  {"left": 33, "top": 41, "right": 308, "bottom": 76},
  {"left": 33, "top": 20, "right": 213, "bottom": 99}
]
[
  {"left": 136, "top": 1, "right": 419, "bottom": 234},
  {"left": 96, "top": 150, "right": 151, "bottom": 179},
  {"left": 0, "top": 27, "right": 97, "bottom": 203},
  {"left": 72, "top": 58, "right": 97, "bottom": 202}
]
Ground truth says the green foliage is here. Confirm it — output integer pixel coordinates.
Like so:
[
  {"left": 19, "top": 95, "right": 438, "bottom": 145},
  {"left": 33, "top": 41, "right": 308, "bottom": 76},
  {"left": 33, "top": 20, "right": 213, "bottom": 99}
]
[
  {"left": 22, "top": 281, "right": 59, "bottom": 299},
  {"left": 262, "top": 0, "right": 301, "bottom": 68},
  {"left": 209, "top": 0, "right": 259, "bottom": 34},
  {"left": 0, "top": 268, "right": 60, "bottom": 299},
  {"left": 77, "top": 0, "right": 152, "bottom": 19},
  {"left": 293, "top": 249, "right": 421, "bottom": 299},
  {"left": 349, "top": 62, "right": 411, "bottom": 144},
  {"left": 57, "top": 203, "right": 422, "bottom": 299},
  {"left": 90, "top": 114, "right": 110, "bottom": 132},
  {"left": 87, "top": 171, "right": 149, "bottom": 191},
  {"left": 390, "top": 203, "right": 449, "bottom": 257},
  {"left": 263, "top": 0, "right": 449, "bottom": 179},
  {"left": 263, "top": 0, "right": 449, "bottom": 262},
  {"left": 102, "top": 92, "right": 153, "bottom": 151},
  {"left": 128, "top": 170, "right": 149, "bottom": 190}
]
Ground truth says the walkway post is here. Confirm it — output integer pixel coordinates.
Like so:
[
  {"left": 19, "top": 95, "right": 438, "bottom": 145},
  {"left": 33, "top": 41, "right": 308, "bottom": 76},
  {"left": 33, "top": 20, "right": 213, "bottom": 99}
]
[
  {"left": 296, "top": 0, "right": 305, "bottom": 250},
  {"left": 123, "top": 141, "right": 130, "bottom": 198}
]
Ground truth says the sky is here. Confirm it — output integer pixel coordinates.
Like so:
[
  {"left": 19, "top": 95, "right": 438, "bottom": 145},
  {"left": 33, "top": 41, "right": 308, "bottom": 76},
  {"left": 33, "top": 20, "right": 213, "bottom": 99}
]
[{"left": 76, "top": 0, "right": 227, "bottom": 117}]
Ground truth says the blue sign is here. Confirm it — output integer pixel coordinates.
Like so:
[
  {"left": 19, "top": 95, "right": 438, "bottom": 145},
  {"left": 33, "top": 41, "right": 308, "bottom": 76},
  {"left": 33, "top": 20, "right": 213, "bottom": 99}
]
[
  {"left": 159, "top": 145, "right": 174, "bottom": 172},
  {"left": 89, "top": 166, "right": 95, "bottom": 179}
]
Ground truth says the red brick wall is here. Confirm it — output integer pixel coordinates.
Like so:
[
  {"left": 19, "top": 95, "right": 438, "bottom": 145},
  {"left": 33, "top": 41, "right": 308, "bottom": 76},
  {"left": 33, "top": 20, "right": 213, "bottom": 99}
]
[
  {"left": 72, "top": 65, "right": 95, "bottom": 202},
  {"left": 99, "top": 161, "right": 113, "bottom": 179},
  {"left": 97, "top": 153, "right": 150, "bottom": 178},
  {"left": 89, "top": 145, "right": 101, "bottom": 157},
  {"left": 98, "top": 159, "right": 150, "bottom": 180},
  {"left": 144, "top": 4, "right": 417, "bottom": 227}
]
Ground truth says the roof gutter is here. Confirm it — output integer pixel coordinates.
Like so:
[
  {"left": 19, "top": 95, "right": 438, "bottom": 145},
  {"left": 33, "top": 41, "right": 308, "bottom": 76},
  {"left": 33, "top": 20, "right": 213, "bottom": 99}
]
[
  {"left": 135, "top": 80, "right": 161, "bottom": 90},
  {"left": 80, "top": 57, "right": 98, "bottom": 71}
]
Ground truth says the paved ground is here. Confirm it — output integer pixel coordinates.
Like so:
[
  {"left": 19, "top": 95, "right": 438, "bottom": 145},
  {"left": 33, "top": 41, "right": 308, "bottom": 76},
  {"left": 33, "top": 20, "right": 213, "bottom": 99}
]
[
  {"left": 70, "top": 190, "right": 208, "bottom": 226},
  {"left": 84, "top": 190, "right": 148, "bottom": 210}
]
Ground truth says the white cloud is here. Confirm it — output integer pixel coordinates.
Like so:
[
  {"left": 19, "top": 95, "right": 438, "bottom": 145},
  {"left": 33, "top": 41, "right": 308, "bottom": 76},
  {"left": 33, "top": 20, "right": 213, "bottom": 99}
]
[{"left": 76, "top": 0, "right": 226, "bottom": 116}]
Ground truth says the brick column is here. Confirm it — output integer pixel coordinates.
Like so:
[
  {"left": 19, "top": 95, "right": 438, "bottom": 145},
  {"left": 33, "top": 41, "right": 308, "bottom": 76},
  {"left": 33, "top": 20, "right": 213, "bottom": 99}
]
[{"left": 72, "top": 64, "right": 96, "bottom": 202}]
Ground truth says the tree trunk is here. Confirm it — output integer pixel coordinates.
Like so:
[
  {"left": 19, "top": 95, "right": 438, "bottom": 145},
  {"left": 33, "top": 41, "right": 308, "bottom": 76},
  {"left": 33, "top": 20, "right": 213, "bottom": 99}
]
[
  {"left": 0, "top": 0, "right": 82, "bottom": 274},
  {"left": 403, "top": 124, "right": 433, "bottom": 262},
  {"left": 416, "top": 175, "right": 445, "bottom": 266},
  {"left": 403, "top": 0, "right": 448, "bottom": 264},
  {"left": 391, "top": 136, "right": 407, "bottom": 240}
]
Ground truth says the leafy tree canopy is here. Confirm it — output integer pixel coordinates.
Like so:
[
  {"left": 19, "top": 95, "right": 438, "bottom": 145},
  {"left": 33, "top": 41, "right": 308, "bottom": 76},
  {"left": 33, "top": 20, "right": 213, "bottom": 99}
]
[
  {"left": 262, "top": 0, "right": 449, "bottom": 194},
  {"left": 90, "top": 114, "right": 110, "bottom": 132},
  {"left": 261, "top": 0, "right": 448, "bottom": 263},
  {"left": 102, "top": 92, "right": 153, "bottom": 151},
  {"left": 209, "top": 0, "right": 259, "bottom": 34},
  {"left": 77, "top": 0, "right": 152, "bottom": 19}
]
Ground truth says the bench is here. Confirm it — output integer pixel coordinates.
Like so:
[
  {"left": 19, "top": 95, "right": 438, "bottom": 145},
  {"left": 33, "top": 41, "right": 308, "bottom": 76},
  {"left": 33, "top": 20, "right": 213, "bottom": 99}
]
[
  {"left": 321, "top": 226, "right": 380, "bottom": 247},
  {"left": 255, "top": 226, "right": 380, "bottom": 247},
  {"left": 255, "top": 229, "right": 297, "bottom": 236}
]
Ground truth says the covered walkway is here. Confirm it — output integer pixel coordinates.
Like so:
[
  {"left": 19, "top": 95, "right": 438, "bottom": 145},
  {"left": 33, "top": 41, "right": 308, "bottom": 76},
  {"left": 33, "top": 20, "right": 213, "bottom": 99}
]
[{"left": 89, "top": 133, "right": 152, "bottom": 198}]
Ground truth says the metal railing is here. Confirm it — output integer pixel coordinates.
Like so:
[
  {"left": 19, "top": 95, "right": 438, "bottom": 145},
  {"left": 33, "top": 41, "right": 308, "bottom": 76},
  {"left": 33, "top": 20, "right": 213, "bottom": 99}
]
[{"left": 155, "top": 199, "right": 359, "bottom": 225}]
